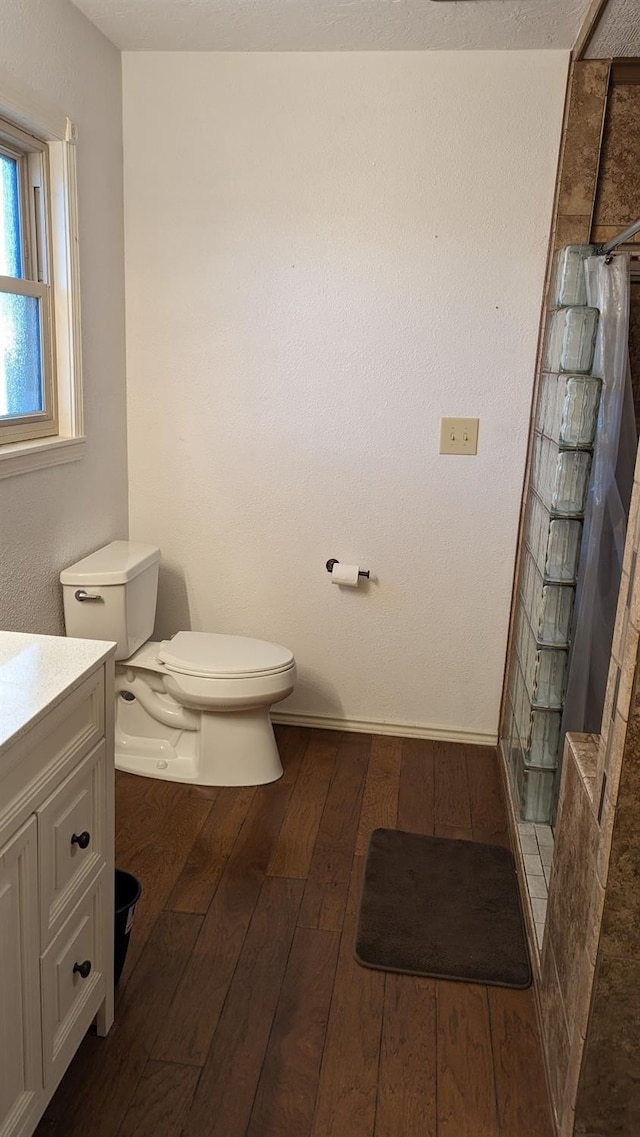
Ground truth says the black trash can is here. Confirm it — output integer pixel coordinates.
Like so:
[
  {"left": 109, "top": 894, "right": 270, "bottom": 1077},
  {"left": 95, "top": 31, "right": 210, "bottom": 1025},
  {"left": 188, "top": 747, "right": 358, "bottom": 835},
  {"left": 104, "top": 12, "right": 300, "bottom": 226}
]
[{"left": 114, "top": 869, "right": 142, "bottom": 985}]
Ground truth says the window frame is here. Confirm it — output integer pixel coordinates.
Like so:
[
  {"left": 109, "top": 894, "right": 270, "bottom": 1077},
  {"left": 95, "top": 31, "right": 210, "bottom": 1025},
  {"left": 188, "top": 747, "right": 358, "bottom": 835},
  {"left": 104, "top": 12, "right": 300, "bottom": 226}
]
[
  {"left": 0, "top": 116, "right": 58, "bottom": 444},
  {"left": 0, "top": 71, "right": 84, "bottom": 479}
]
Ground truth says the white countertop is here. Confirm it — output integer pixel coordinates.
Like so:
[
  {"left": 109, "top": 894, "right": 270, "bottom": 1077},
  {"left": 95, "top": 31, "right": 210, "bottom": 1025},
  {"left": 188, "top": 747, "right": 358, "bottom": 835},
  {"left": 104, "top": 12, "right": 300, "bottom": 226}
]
[{"left": 0, "top": 632, "right": 116, "bottom": 753}]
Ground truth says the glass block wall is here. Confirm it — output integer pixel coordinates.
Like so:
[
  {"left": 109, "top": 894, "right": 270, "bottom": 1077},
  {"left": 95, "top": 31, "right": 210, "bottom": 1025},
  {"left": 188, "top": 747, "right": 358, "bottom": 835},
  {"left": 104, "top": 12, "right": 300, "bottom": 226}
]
[{"left": 502, "top": 246, "right": 602, "bottom": 822}]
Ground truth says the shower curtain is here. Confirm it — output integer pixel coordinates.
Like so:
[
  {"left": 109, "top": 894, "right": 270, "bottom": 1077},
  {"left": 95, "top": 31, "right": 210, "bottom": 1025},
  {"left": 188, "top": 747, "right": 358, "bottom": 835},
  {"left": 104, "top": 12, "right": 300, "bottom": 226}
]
[{"left": 561, "top": 253, "right": 636, "bottom": 757}]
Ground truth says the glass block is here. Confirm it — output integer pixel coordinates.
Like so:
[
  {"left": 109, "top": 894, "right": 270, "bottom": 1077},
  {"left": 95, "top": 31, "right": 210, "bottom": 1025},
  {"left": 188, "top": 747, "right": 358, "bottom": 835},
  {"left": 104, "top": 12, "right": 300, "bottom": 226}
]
[
  {"left": 514, "top": 604, "right": 534, "bottom": 694},
  {"left": 507, "top": 648, "right": 561, "bottom": 769},
  {"left": 532, "top": 434, "right": 591, "bottom": 515},
  {"left": 534, "top": 646, "right": 567, "bottom": 710},
  {"left": 551, "top": 245, "right": 594, "bottom": 308},
  {"left": 509, "top": 656, "right": 531, "bottom": 749},
  {"left": 501, "top": 697, "right": 517, "bottom": 778},
  {"left": 529, "top": 709, "right": 561, "bottom": 768},
  {"left": 535, "top": 372, "right": 601, "bottom": 448},
  {"left": 517, "top": 764, "right": 555, "bottom": 823},
  {"left": 505, "top": 696, "right": 525, "bottom": 783},
  {"left": 543, "top": 307, "right": 598, "bottom": 373},
  {"left": 520, "top": 550, "right": 574, "bottom": 646},
  {"left": 0, "top": 292, "right": 43, "bottom": 417},
  {"left": 0, "top": 153, "right": 22, "bottom": 278},
  {"left": 525, "top": 490, "right": 582, "bottom": 582},
  {"left": 515, "top": 605, "right": 567, "bottom": 709}
]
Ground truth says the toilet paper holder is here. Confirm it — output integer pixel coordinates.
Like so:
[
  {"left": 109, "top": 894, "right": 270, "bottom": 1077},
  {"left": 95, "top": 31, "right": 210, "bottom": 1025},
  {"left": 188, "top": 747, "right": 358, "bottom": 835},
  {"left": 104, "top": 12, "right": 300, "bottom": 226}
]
[{"left": 326, "top": 559, "right": 370, "bottom": 579}]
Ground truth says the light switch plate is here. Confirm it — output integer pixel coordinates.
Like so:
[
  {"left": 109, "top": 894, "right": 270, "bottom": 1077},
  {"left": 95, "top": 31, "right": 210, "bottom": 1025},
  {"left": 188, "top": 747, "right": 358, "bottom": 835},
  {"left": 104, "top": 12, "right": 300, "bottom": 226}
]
[{"left": 440, "top": 417, "right": 479, "bottom": 455}]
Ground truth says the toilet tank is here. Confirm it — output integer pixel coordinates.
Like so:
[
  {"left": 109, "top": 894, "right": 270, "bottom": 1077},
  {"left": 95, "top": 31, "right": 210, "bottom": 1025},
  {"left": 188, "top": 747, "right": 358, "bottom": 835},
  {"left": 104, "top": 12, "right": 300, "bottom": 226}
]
[{"left": 60, "top": 541, "right": 161, "bottom": 661}]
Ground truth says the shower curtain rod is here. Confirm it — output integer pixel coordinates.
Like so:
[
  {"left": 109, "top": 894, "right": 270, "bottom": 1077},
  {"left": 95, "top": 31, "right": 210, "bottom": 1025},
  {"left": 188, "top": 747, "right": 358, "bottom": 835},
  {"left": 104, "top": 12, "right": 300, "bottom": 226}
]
[{"left": 596, "top": 219, "right": 640, "bottom": 256}]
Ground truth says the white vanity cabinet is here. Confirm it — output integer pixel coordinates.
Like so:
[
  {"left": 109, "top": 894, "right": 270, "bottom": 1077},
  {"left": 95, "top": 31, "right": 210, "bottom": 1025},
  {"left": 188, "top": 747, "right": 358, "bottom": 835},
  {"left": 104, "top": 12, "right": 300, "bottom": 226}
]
[
  {"left": 0, "top": 634, "right": 116, "bottom": 1137},
  {"left": 0, "top": 817, "right": 41, "bottom": 1137}
]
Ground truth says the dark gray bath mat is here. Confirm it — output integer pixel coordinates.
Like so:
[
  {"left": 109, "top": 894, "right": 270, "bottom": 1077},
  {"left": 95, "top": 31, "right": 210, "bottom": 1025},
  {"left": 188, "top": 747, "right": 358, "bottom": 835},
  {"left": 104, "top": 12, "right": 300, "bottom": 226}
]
[{"left": 355, "top": 828, "right": 531, "bottom": 988}]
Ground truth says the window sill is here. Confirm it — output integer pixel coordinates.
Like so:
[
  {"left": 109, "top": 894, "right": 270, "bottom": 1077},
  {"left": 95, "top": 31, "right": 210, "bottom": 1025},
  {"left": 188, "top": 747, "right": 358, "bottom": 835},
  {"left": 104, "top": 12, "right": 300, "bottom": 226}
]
[{"left": 0, "top": 435, "right": 85, "bottom": 479}]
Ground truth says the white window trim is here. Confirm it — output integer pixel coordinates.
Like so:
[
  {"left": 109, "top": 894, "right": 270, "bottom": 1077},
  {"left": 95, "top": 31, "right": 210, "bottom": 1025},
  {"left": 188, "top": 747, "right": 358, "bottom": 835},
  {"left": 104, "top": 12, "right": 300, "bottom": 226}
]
[{"left": 0, "top": 71, "right": 84, "bottom": 479}]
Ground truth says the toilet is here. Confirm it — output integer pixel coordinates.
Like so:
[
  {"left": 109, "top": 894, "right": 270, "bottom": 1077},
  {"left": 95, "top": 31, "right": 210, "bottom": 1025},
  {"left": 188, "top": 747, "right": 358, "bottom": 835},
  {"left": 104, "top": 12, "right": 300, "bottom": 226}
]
[{"left": 60, "top": 541, "right": 296, "bottom": 786}]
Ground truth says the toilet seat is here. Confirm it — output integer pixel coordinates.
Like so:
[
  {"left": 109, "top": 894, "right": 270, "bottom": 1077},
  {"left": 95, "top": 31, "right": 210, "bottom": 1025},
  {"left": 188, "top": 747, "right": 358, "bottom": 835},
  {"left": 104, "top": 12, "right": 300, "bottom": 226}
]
[
  {"left": 119, "top": 637, "right": 296, "bottom": 714},
  {"left": 158, "top": 631, "right": 295, "bottom": 681}
]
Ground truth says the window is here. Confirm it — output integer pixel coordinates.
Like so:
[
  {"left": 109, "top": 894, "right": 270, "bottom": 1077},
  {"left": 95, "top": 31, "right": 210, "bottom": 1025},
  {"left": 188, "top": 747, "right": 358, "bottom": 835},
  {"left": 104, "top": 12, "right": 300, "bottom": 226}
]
[
  {"left": 0, "top": 81, "right": 83, "bottom": 478},
  {"left": 0, "top": 117, "right": 56, "bottom": 444}
]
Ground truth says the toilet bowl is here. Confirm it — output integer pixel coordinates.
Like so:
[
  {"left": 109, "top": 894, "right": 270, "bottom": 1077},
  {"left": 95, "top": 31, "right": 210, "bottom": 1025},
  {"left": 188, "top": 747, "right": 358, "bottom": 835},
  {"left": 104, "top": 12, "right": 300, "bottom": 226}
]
[
  {"left": 60, "top": 542, "right": 296, "bottom": 786},
  {"left": 115, "top": 634, "right": 295, "bottom": 785}
]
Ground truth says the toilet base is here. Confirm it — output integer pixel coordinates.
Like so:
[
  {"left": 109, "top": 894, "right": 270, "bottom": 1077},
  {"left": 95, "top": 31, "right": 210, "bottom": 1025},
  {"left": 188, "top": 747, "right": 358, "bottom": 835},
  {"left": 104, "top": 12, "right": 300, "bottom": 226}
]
[{"left": 115, "top": 705, "right": 284, "bottom": 787}]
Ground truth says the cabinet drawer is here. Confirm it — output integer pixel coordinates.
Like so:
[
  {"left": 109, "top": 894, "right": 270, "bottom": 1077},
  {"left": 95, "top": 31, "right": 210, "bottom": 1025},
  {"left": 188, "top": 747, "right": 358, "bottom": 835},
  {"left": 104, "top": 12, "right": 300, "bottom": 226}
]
[
  {"left": 40, "top": 871, "right": 106, "bottom": 1087},
  {"left": 0, "top": 669, "right": 105, "bottom": 848},
  {"left": 38, "top": 742, "right": 106, "bottom": 946},
  {"left": 0, "top": 818, "right": 42, "bottom": 1137}
]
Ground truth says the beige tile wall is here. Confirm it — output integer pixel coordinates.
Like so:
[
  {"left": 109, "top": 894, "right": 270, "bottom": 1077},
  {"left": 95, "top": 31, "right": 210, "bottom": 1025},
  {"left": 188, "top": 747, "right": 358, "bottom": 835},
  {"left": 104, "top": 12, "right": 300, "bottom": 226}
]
[
  {"left": 541, "top": 735, "right": 603, "bottom": 1136},
  {"left": 572, "top": 468, "right": 640, "bottom": 1134},
  {"left": 502, "top": 56, "right": 640, "bottom": 1137},
  {"left": 541, "top": 105, "right": 640, "bottom": 1135},
  {"left": 592, "top": 83, "right": 640, "bottom": 232},
  {"left": 541, "top": 469, "right": 640, "bottom": 1136},
  {"left": 553, "top": 60, "right": 611, "bottom": 251},
  {"left": 499, "top": 57, "right": 610, "bottom": 771}
]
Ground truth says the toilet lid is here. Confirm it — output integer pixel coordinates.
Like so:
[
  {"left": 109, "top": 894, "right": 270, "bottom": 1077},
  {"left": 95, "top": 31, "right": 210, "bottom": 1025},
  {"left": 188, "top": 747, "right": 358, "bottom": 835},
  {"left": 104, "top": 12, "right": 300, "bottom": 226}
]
[{"left": 158, "top": 631, "right": 294, "bottom": 679}]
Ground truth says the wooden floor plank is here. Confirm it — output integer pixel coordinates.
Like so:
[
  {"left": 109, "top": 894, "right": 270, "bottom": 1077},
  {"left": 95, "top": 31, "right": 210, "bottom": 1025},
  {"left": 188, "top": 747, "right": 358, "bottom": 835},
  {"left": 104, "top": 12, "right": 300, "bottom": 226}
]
[
  {"left": 114, "top": 1060, "right": 201, "bottom": 1137},
  {"left": 375, "top": 974, "right": 437, "bottom": 1137},
  {"left": 151, "top": 777, "right": 296, "bottom": 1066},
  {"left": 268, "top": 730, "right": 340, "bottom": 878},
  {"left": 247, "top": 927, "right": 340, "bottom": 1137},
  {"left": 355, "top": 735, "right": 402, "bottom": 856},
  {"left": 298, "top": 732, "right": 370, "bottom": 931},
  {"left": 36, "top": 732, "right": 553, "bottom": 1137},
  {"left": 435, "top": 824, "right": 473, "bottom": 841},
  {"left": 488, "top": 987, "right": 555, "bottom": 1137},
  {"left": 114, "top": 775, "right": 215, "bottom": 865},
  {"left": 41, "top": 911, "right": 203, "bottom": 1137},
  {"left": 434, "top": 741, "right": 472, "bottom": 832},
  {"left": 310, "top": 857, "right": 385, "bottom": 1137},
  {"left": 165, "top": 785, "right": 255, "bottom": 913},
  {"left": 182, "top": 876, "right": 304, "bottom": 1137},
  {"left": 437, "top": 980, "right": 499, "bottom": 1137},
  {"left": 114, "top": 778, "right": 213, "bottom": 983},
  {"left": 467, "top": 747, "right": 511, "bottom": 849},
  {"left": 274, "top": 724, "right": 313, "bottom": 784},
  {"left": 397, "top": 737, "right": 435, "bottom": 835}
]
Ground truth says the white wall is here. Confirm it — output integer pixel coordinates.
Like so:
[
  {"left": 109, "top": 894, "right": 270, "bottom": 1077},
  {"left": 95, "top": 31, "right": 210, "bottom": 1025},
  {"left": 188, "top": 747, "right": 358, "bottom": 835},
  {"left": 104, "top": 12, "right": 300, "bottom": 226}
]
[
  {"left": 124, "top": 50, "right": 568, "bottom": 740},
  {"left": 0, "top": 0, "right": 128, "bottom": 633}
]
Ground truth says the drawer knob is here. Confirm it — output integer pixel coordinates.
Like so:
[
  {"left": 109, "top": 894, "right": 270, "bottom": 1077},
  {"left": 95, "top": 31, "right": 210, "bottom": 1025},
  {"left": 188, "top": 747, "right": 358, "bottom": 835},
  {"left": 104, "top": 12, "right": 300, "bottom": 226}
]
[
  {"left": 73, "top": 960, "right": 92, "bottom": 979},
  {"left": 71, "top": 831, "right": 91, "bottom": 849}
]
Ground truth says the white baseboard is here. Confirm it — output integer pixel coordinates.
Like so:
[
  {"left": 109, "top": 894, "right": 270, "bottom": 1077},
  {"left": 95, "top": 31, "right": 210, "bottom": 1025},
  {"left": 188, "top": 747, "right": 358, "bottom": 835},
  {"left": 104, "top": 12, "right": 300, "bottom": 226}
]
[{"left": 271, "top": 710, "right": 497, "bottom": 747}]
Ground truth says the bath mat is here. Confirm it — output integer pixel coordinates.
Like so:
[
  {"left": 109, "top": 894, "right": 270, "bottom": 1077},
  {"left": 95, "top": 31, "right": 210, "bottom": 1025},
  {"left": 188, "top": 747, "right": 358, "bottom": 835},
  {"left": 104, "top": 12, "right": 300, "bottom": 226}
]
[{"left": 355, "top": 829, "right": 531, "bottom": 988}]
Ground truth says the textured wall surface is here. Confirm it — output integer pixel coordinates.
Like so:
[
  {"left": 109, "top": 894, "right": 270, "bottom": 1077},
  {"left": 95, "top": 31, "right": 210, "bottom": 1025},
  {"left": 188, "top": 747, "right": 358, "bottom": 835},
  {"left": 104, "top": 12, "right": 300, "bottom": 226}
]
[
  {"left": 124, "top": 50, "right": 568, "bottom": 736},
  {"left": 586, "top": 0, "right": 640, "bottom": 58},
  {"left": 72, "top": 0, "right": 587, "bottom": 52},
  {"left": 0, "top": 0, "right": 129, "bottom": 634},
  {"left": 593, "top": 83, "right": 640, "bottom": 232}
]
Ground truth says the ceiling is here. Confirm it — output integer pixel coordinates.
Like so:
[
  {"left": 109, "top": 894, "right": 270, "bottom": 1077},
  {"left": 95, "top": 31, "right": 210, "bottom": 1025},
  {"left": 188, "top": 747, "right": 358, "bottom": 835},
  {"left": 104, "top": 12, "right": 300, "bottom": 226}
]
[
  {"left": 69, "top": 0, "right": 590, "bottom": 52},
  {"left": 586, "top": 0, "right": 640, "bottom": 57}
]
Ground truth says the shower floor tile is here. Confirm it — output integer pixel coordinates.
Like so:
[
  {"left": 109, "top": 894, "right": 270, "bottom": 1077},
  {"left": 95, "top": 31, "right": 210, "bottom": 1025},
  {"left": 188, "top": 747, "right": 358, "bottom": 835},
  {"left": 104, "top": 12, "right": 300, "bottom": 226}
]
[{"left": 518, "top": 821, "right": 555, "bottom": 957}]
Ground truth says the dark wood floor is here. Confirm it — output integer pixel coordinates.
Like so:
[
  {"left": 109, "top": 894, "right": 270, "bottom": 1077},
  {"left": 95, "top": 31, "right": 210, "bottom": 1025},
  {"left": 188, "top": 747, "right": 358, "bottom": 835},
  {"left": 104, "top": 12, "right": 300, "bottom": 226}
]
[{"left": 38, "top": 727, "right": 554, "bottom": 1137}]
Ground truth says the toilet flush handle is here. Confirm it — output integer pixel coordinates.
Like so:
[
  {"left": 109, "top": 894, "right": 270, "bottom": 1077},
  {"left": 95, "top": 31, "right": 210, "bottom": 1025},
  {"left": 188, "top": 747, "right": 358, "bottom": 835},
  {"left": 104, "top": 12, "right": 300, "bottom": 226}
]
[{"left": 74, "top": 589, "right": 103, "bottom": 602}]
